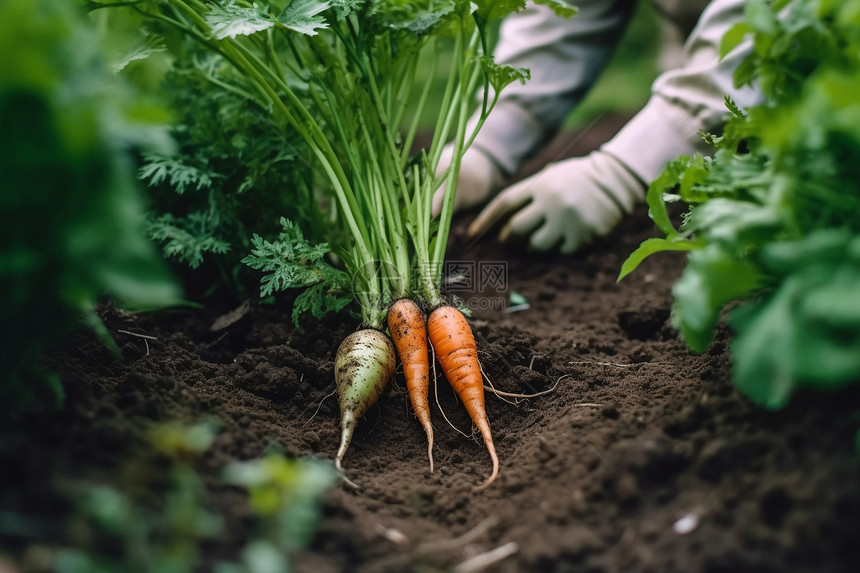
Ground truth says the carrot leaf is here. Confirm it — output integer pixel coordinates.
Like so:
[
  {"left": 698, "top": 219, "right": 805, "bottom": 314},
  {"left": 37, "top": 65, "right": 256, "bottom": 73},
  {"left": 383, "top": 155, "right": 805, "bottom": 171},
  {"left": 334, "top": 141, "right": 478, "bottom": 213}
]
[
  {"left": 242, "top": 218, "right": 351, "bottom": 325},
  {"left": 205, "top": 1, "right": 275, "bottom": 39},
  {"left": 275, "top": 0, "right": 331, "bottom": 36}
]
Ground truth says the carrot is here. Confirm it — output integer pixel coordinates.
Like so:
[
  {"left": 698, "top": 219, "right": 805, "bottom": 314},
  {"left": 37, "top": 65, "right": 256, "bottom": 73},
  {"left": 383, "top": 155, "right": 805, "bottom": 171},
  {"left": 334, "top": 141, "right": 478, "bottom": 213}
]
[
  {"left": 427, "top": 305, "right": 499, "bottom": 491},
  {"left": 387, "top": 298, "right": 434, "bottom": 472},
  {"left": 334, "top": 328, "right": 397, "bottom": 488}
]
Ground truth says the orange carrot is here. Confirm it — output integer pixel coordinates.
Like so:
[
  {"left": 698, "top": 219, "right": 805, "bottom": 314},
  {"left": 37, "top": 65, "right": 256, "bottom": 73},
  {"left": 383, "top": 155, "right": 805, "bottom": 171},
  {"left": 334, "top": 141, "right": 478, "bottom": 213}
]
[
  {"left": 387, "top": 298, "right": 434, "bottom": 472},
  {"left": 427, "top": 305, "right": 498, "bottom": 491}
]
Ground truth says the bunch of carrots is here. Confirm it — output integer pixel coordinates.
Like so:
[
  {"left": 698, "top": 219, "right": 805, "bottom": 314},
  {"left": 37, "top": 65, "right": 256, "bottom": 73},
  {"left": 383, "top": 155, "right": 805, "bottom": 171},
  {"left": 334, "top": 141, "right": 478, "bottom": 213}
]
[
  {"left": 335, "top": 298, "right": 498, "bottom": 491},
  {"left": 101, "top": 0, "right": 575, "bottom": 490}
]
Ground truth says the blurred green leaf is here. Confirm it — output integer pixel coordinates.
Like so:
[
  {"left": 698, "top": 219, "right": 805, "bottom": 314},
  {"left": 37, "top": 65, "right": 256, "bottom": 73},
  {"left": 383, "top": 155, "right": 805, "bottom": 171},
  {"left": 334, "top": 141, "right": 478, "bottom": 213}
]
[
  {"left": 617, "top": 238, "right": 698, "bottom": 282},
  {"left": 0, "top": 0, "right": 180, "bottom": 416},
  {"left": 149, "top": 419, "right": 220, "bottom": 457},
  {"left": 672, "top": 245, "right": 763, "bottom": 353},
  {"left": 508, "top": 291, "right": 528, "bottom": 306},
  {"left": 242, "top": 540, "right": 289, "bottom": 573},
  {"left": 224, "top": 454, "right": 337, "bottom": 554},
  {"left": 621, "top": 0, "right": 860, "bottom": 409}
]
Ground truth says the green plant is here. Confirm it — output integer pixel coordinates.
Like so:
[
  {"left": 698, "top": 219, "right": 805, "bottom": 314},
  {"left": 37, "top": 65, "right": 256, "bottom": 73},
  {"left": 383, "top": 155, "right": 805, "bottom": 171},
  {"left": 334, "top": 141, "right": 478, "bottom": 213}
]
[
  {"left": 134, "top": 42, "right": 325, "bottom": 300},
  {"left": 94, "top": 0, "right": 573, "bottom": 327},
  {"left": 4, "top": 421, "right": 337, "bottom": 573},
  {"left": 0, "top": 0, "right": 181, "bottom": 416},
  {"left": 243, "top": 218, "right": 352, "bottom": 328},
  {"left": 619, "top": 0, "right": 860, "bottom": 409},
  {"left": 221, "top": 451, "right": 337, "bottom": 572},
  {"left": 56, "top": 421, "right": 224, "bottom": 573}
]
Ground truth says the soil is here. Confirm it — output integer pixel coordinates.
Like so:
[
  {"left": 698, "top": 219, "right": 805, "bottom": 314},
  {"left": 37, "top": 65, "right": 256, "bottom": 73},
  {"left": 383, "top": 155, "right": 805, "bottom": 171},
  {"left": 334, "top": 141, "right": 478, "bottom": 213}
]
[{"left": 2, "top": 115, "right": 860, "bottom": 573}]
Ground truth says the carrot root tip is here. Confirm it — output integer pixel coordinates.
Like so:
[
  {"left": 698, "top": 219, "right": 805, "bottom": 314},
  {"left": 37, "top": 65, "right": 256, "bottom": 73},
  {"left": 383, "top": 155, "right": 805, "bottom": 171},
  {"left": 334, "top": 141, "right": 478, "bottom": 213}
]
[
  {"left": 426, "top": 428, "right": 435, "bottom": 473},
  {"left": 339, "top": 472, "right": 361, "bottom": 490}
]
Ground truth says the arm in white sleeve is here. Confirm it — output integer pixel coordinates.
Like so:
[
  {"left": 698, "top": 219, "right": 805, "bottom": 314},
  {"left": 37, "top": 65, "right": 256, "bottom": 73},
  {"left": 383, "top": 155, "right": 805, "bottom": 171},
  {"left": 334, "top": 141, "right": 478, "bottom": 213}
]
[
  {"left": 470, "top": 0, "right": 636, "bottom": 176},
  {"left": 432, "top": 0, "right": 635, "bottom": 217},
  {"left": 468, "top": 0, "right": 762, "bottom": 254},
  {"left": 602, "top": 0, "right": 762, "bottom": 183}
]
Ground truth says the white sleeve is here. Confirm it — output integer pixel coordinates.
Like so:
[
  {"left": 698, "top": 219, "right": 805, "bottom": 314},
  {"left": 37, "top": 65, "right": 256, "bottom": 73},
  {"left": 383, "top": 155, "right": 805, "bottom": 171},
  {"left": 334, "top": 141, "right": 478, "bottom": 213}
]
[
  {"left": 470, "top": 0, "right": 635, "bottom": 176},
  {"left": 602, "top": 0, "right": 762, "bottom": 183}
]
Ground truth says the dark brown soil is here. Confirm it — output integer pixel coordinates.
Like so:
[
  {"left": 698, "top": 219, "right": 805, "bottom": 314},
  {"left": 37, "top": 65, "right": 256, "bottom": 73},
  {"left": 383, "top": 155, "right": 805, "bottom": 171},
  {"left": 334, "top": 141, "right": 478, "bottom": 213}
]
[{"left": 2, "top": 117, "right": 860, "bottom": 573}]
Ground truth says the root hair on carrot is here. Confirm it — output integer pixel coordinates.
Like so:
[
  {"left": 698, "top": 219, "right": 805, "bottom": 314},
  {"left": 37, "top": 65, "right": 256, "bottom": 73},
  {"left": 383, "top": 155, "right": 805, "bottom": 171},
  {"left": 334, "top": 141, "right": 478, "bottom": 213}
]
[{"left": 480, "top": 369, "right": 567, "bottom": 404}]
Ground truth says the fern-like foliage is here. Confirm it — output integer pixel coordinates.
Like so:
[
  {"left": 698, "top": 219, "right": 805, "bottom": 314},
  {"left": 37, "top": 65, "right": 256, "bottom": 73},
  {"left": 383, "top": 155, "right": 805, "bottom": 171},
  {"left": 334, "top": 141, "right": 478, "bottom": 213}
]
[
  {"left": 243, "top": 218, "right": 352, "bottom": 327},
  {"left": 132, "top": 42, "right": 324, "bottom": 298},
  {"left": 139, "top": 152, "right": 222, "bottom": 195},
  {"left": 145, "top": 212, "right": 231, "bottom": 269}
]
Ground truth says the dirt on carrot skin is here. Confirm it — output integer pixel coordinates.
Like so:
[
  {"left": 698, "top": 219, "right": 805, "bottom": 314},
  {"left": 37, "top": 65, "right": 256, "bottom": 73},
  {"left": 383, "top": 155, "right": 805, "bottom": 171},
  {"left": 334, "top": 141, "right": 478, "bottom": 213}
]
[{"left": 2, "top": 118, "right": 860, "bottom": 572}]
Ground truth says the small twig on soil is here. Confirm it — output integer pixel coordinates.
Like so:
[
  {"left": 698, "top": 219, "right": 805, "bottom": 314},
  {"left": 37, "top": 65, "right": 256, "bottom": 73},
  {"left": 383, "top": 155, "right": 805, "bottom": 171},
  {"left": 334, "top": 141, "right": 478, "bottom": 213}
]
[
  {"left": 303, "top": 387, "right": 337, "bottom": 428},
  {"left": 371, "top": 516, "right": 502, "bottom": 571},
  {"left": 416, "top": 516, "right": 499, "bottom": 554},
  {"left": 116, "top": 329, "right": 157, "bottom": 355},
  {"left": 205, "top": 331, "right": 229, "bottom": 350},
  {"left": 209, "top": 299, "right": 250, "bottom": 332},
  {"left": 116, "top": 329, "right": 157, "bottom": 340},
  {"left": 556, "top": 402, "right": 604, "bottom": 419},
  {"left": 453, "top": 542, "right": 519, "bottom": 573},
  {"left": 374, "top": 523, "right": 409, "bottom": 546},
  {"left": 568, "top": 360, "right": 670, "bottom": 368},
  {"left": 502, "top": 303, "right": 530, "bottom": 314}
]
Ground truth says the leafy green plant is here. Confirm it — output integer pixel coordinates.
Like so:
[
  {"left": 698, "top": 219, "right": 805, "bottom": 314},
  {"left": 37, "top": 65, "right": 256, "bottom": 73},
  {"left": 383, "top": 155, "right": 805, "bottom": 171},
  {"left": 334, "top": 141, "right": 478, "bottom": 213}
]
[
  {"left": 220, "top": 451, "right": 337, "bottom": 572},
  {"left": 5, "top": 421, "right": 337, "bottom": 573},
  {"left": 130, "top": 42, "right": 324, "bottom": 300},
  {"left": 619, "top": 0, "right": 860, "bottom": 409},
  {"left": 0, "top": 0, "right": 181, "bottom": 417},
  {"left": 243, "top": 218, "right": 352, "bottom": 328},
  {"left": 55, "top": 421, "right": 223, "bottom": 573},
  {"left": 94, "top": 0, "right": 575, "bottom": 329}
]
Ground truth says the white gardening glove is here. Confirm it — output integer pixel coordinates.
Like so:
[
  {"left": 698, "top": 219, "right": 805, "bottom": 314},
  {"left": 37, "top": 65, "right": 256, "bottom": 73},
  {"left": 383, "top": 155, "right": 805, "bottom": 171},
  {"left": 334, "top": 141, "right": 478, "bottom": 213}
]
[
  {"left": 467, "top": 150, "right": 644, "bottom": 254},
  {"left": 431, "top": 143, "right": 505, "bottom": 218}
]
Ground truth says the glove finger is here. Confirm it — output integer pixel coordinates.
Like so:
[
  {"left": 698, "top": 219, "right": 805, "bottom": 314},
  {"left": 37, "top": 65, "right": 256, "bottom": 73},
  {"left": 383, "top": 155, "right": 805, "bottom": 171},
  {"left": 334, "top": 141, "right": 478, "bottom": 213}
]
[
  {"left": 528, "top": 221, "right": 563, "bottom": 252},
  {"left": 557, "top": 211, "right": 593, "bottom": 255},
  {"left": 431, "top": 184, "right": 445, "bottom": 218},
  {"left": 506, "top": 200, "right": 546, "bottom": 238},
  {"left": 467, "top": 186, "right": 531, "bottom": 238}
]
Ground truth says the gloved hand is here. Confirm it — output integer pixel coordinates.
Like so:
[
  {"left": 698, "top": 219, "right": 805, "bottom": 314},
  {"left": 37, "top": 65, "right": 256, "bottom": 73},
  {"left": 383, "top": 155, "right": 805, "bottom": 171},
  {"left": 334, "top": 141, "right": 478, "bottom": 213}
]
[
  {"left": 467, "top": 150, "right": 645, "bottom": 254},
  {"left": 432, "top": 143, "right": 505, "bottom": 218}
]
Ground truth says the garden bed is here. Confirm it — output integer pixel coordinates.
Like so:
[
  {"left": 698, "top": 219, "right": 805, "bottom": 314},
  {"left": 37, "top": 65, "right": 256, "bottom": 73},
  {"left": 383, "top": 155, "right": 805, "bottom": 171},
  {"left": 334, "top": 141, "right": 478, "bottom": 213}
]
[{"left": 3, "top": 120, "right": 859, "bottom": 573}]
